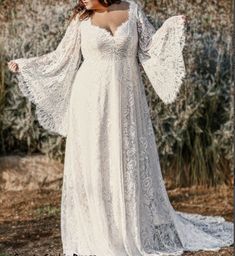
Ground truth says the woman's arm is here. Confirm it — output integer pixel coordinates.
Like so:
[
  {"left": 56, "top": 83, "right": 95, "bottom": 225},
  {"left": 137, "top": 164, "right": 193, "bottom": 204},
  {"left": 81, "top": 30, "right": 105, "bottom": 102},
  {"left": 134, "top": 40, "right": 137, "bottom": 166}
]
[{"left": 7, "top": 14, "right": 82, "bottom": 137}]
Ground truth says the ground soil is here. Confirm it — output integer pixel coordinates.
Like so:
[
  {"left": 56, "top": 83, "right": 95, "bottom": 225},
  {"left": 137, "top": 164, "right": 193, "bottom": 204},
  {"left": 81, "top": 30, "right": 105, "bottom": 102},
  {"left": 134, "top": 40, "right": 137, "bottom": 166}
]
[{"left": 0, "top": 178, "right": 233, "bottom": 256}]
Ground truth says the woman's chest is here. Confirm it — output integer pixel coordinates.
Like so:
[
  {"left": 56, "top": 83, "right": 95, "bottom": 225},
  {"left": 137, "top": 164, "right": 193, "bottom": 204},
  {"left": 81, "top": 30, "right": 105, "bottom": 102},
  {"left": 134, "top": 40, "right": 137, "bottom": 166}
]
[{"left": 79, "top": 16, "right": 139, "bottom": 59}]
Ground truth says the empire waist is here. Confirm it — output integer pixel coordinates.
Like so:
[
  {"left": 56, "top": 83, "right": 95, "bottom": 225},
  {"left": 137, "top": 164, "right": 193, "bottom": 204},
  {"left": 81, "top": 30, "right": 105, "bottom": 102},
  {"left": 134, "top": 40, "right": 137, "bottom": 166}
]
[{"left": 82, "top": 54, "right": 138, "bottom": 64}]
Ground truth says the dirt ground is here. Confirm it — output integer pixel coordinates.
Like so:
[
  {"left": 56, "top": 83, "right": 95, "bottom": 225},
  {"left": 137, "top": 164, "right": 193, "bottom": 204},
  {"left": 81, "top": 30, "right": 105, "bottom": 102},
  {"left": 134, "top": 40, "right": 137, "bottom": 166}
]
[{"left": 0, "top": 178, "right": 233, "bottom": 256}]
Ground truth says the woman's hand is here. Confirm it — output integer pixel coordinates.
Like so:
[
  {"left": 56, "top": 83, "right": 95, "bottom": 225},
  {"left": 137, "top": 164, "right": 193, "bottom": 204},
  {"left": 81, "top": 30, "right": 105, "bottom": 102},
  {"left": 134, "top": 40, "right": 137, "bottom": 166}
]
[
  {"left": 181, "top": 15, "right": 189, "bottom": 25},
  {"left": 7, "top": 61, "right": 19, "bottom": 73}
]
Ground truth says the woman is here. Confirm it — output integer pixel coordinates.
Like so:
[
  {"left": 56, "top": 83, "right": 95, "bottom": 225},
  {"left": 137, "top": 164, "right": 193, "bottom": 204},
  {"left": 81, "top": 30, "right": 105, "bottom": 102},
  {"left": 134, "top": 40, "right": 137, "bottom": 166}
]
[{"left": 8, "top": 0, "right": 233, "bottom": 255}]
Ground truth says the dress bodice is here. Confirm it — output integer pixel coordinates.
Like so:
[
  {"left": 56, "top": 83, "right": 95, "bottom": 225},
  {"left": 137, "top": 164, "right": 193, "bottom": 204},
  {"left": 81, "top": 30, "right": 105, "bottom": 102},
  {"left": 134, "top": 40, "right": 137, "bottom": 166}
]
[{"left": 80, "top": 0, "right": 138, "bottom": 61}]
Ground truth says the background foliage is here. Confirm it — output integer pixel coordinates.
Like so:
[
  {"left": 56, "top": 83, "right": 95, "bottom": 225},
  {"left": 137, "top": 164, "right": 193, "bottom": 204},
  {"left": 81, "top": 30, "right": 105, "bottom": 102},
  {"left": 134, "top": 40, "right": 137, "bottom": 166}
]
[{"left": 0, "top": 0, "right": 233, "bottom": 187}]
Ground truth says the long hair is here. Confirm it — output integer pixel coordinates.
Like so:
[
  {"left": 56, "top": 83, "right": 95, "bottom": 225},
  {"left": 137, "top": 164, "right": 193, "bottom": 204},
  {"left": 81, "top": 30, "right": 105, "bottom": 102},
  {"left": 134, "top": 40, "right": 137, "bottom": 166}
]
[{"left": 68, "top": 0, "right": 121, "bottom": 23}]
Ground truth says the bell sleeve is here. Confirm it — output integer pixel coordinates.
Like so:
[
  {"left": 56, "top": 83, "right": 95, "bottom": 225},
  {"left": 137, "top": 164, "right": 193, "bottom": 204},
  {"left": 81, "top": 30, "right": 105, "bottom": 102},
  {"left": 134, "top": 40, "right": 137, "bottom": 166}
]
[
  {"left": 136, "top": 3, "right": 186, "bottom": 104},
  {"left": 10, "top": 14, "right": 82, "bottom": 137}
]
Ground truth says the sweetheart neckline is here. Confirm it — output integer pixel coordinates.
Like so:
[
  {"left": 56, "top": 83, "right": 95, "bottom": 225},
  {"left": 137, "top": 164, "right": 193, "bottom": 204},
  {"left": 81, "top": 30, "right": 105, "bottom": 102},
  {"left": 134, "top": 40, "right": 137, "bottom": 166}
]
[{"left": 87, "top": 0, "right": 133, "bottom": 39}]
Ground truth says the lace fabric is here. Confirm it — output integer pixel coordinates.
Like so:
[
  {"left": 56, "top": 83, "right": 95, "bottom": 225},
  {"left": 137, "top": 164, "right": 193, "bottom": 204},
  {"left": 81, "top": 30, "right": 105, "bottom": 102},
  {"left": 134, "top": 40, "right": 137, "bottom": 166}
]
[
  {"left": 12, "top": 15, "right": 82, "bottom": 137},
  {"left": 11, "top": 0, "right": 233, "bottom": 255},
  {"left": 136, "top": 3, "right": 186, "bottom": 104}
]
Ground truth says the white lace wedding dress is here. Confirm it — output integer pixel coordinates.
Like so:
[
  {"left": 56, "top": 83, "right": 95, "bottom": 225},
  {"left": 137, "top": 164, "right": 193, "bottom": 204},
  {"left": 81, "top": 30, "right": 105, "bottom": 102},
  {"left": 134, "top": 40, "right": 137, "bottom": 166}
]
[{"left": 12, "top": 0, "right": 233, "bottom": 255}]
